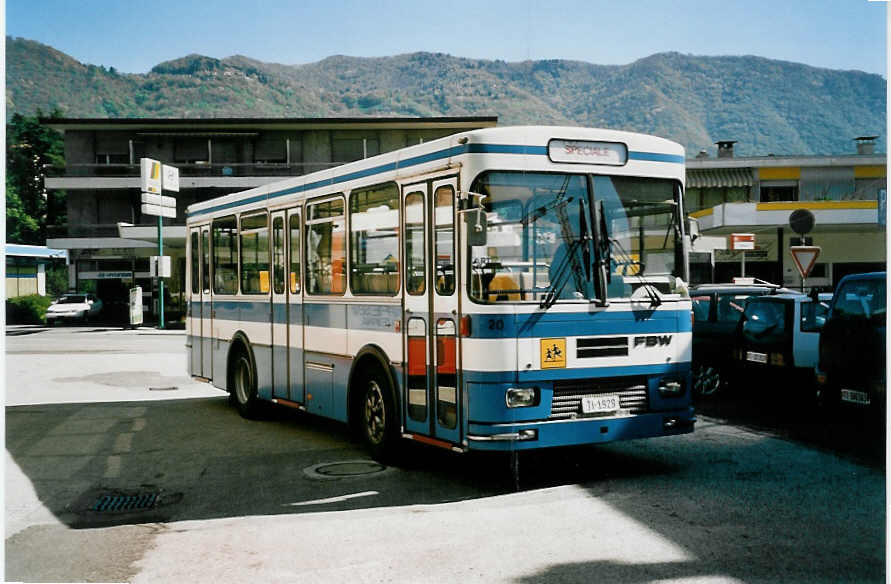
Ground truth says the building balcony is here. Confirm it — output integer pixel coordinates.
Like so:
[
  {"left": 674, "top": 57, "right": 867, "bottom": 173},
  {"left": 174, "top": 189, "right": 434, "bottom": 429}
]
[{"left": 44, "top": 161, "right": 345, "bottom": 191}]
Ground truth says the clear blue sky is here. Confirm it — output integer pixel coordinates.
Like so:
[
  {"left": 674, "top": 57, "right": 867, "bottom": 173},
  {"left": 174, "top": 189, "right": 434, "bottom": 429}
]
[{"left": 6, "top": 0, "right": 887, "bottom": 76}]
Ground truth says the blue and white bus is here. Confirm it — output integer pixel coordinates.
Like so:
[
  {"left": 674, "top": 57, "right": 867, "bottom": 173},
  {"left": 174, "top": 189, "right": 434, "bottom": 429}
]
[{"left": 186, "top": 126, "right": 695, "bottom": 460}]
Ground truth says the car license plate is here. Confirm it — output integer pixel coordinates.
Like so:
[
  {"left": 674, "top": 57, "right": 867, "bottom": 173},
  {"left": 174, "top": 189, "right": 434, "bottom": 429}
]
[
  {"left": 581, "top": 394, "right": 620, "bottom": 414},
  {"left": 841, "top": 389, "right": 870, "bottom": 405},
  {"left": 746, "top": 351, "right": 767, "bottom": 364}
]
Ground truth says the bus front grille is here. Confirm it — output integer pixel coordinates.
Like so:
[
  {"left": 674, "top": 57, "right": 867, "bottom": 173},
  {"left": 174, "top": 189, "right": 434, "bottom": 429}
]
[{"left": 549, "top": 377, "right": 649, "bottom": 420}]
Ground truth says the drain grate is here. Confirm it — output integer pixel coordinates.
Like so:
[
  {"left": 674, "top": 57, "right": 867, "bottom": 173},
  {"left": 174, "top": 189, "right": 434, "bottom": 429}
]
[{"left": 93, "top": 492, "right": 159, "bottom": 513}]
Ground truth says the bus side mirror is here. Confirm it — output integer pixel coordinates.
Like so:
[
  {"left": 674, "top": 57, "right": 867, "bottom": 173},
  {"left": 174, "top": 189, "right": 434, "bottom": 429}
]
[{"left": 462, "top": 209, "right": 488, "bottom": 247}]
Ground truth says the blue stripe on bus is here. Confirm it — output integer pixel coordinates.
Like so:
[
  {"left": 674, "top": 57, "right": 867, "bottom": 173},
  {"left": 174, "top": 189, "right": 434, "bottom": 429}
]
[
  {"left": 468, "top": 309, "right": 690, "bottom": 339},
  {"left": 186, "top": 142, "right": 682, "bottom": 218},
  {"left": 462, "top": 361, "right": 688, "bottom": 384},
  {"left": 194, "top": 300, "right": 400, "bottom": 332},
  {"left": 628, "top": 151, "right": 686, "bottom": 164}
]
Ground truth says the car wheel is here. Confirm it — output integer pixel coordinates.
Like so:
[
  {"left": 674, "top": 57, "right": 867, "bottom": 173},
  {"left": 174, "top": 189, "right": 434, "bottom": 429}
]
[
  {"left": 694, "top": 364, "right": 722, "bottom": 397},
  {"left": 359, "top": 365, "right": 399, "bottom": 463},
  {"left": 230, "top": 348, "right": 261, "bottom": 419}
]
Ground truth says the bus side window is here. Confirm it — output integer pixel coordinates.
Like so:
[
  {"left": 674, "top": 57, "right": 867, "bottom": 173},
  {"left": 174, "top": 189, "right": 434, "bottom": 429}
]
[
  {"left": 272, "top": 216, "right": 285, "bottom": 294},
  {"left": 306, "top": 197, "right": 345, "bottom": 295},
  {"left": 212, "top": 216, "right": 238, "bottom": 295},
  {"left": 350, "top": 183, "right": 400, "bottom": 295},
  {"left": 405, "top": 192, "right": 425, "bottom": 295},
  {"left": 434, "top": 185, "right": 455, "bottom": 296},
  {"left": 240, "top": 212, "right": 270, "bottom": 295},
  {"left": 289, "top": 212, "right": 301, "bottom": 293}
]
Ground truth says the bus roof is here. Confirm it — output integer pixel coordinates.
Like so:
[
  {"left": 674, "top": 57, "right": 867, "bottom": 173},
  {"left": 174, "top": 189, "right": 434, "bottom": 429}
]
[{"left": 187, "top": 125, "right": 685, "bottom": 221}]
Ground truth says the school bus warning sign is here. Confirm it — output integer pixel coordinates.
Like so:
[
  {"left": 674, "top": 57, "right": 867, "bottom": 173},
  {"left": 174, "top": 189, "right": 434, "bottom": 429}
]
[{"left": 540, "top": 338, "right": 567, "bottom": 369}]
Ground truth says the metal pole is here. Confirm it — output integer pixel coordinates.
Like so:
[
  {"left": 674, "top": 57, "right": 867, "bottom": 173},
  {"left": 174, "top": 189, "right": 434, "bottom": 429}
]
[
  {"left": 158, "top": 214, "right": 164, "bottom": 329},
  {"left": 741, "top": 251, "right": 746, "bottom": 278}
]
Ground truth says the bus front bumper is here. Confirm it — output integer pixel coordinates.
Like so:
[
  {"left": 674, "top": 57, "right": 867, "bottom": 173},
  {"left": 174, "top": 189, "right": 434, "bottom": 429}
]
[{"left": 465, "top": 408, "right": 695, "bottom": 451}]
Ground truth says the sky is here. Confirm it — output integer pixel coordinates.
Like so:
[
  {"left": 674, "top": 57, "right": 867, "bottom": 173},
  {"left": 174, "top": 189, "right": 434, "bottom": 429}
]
[{"left": 5, "top": 0, "right": 888, "bottom": 76}]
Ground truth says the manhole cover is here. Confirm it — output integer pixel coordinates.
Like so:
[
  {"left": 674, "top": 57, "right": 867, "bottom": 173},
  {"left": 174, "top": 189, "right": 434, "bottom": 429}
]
[
  {"left": 303, "top": 460, "right": 389, "bottom": 480},
  {"left": 93, "top": 491, "right": 159, "bottom": 513}
]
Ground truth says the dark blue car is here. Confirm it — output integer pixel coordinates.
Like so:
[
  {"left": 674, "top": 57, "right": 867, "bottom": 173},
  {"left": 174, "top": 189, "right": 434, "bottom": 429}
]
[{"left": 816, "top": 272, "right": 886, "bottom": 414}]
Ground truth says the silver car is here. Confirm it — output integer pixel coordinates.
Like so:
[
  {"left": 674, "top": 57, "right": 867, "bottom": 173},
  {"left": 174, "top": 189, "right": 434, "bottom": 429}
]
[{"left": 45, "top": 294, "right": 103, "bottom": 325}]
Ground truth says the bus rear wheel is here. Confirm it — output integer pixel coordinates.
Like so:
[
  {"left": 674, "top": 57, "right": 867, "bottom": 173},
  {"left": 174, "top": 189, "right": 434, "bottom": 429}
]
[
  {"left": 230, "top": 348, "right": 261, "bottom": 419},
  {"left": 358, "top": 366, "right": 399, "bottom": 463}
]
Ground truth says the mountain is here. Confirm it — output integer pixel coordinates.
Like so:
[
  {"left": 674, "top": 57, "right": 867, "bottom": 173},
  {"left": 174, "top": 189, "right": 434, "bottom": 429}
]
[{"left": 6, "top": 37, "right": 886, "bottom": 156}]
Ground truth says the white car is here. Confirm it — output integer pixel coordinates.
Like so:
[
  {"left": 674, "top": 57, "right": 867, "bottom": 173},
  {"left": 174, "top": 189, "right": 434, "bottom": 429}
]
[{"left": 45, "top": 294, "right": 103, "bottom": 325}]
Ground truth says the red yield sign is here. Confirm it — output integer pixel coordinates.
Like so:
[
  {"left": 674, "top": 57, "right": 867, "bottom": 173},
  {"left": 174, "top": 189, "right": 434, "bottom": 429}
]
[{"left": 789, "top": 245, "right": 821, "bottom": 278}]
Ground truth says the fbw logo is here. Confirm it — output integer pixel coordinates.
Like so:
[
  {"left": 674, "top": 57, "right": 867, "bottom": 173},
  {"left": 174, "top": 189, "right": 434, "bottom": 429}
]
[{"left": 633, "top": 335, "right": 672, "bottom": 348}]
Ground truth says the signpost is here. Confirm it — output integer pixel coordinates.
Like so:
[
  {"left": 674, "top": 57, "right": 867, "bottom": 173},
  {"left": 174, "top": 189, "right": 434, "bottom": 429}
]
[
  {"left": 788, "top": 208, "right": 818, "bottom": 291},
  {"left": 140, "top": 158, "right": 178, "bottom": 329},
  {"left": 729, "top": 233, "right": 755, "bottom": 277}
]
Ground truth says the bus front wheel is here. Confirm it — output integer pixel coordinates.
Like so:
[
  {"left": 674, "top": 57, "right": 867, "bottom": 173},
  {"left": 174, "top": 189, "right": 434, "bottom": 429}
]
[
  {"left": 359, "top": 366, "right": 399, "bottom": 463},
  {"left": 230, "top": 347, "right": 261, "bottom": 419}
]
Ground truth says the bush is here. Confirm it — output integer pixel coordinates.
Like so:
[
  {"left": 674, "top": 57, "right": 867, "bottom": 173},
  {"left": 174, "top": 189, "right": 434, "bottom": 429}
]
[{"left": 6, "top": 294, "right": 54, "bottom": 324}]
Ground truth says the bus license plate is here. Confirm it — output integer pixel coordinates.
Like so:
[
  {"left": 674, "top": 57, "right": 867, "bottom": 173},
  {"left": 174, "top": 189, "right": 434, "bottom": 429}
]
[
  {"left": 841, "top": 389, "right": 870, "bottom": 405},
  {"left": 582, "top": 394, "right": 620, "bottom": 414},
  {"left": 746, "top": 351, "right": 767, "bottom": 364}
]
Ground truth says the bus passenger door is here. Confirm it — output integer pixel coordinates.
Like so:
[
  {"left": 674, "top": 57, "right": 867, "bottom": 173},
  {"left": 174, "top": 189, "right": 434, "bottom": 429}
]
[
  {"left": 286, "top": 207, "right": 304, "bottom": 404},
  {"left": 403, "top": 184, "right": 429, "bottom": 436},
  {"left": 200, "top": 225, "right": 213, "bottom": 378},
  {"left": 430, "top": 178, "right": 460, "bottom": 444},
  {"left": 402, "top": 178, "right": 462, "bottom": 445},
  {"left": 188, "top": 227, "right": 201, "bottom": 376},
  {"left": 271, "top": 211, "right": 288, "bottom": 398}
]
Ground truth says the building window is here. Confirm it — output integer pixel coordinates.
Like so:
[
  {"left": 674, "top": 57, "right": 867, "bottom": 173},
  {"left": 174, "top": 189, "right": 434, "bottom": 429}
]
[
  {"left": 760, "top": 184, "right": 797, "bottom": 202},
  {"left": 333, "top": 136, "right": 380, "bottom": 163},
  {"left": 350, "top": 183, "right": 399, "bottom": 296},
  {"left": 175, "top": 138, "right": 209, "bottom": 164},
  {"left": 240, "top": 213, "right": 269, "bottom": 295},
  {"left": 306, "top": 197, "right": 346, "bottom": 295},
  {"left": 212, "top": 216, "right": 238, "bottom": 294}
]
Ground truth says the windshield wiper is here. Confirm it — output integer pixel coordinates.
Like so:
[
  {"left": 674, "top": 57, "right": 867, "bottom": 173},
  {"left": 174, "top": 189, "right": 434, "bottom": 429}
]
[
  {"left": 608, "top": 234, "right": 662, "bottom": 307},
  {"left": 539, "top": 177, "right": 590, "bottom": 309}
]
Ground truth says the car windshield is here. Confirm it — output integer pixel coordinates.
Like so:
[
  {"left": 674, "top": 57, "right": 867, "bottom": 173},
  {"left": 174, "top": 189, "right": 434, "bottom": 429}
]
[
  {"left": 742, "top": 300, "right": 786, "bottom": 338},
  {"left": 467, "top": 171, "right": 683, "bottom": 303},
  {"left": 59, "top": 295, "right": 87, "bottom": 304},
  {"left": 833, "top": 278, "right": 886, "bottom": 319}
]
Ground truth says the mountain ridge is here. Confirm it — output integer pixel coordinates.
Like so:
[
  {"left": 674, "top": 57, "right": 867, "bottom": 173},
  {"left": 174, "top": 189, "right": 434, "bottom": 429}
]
[{"left": 6, "top": 37, "right": 885, "bottom": 156}]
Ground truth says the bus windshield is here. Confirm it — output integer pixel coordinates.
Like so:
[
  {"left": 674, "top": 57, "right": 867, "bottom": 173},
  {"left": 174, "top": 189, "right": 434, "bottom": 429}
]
[{"left": 468, "top": 171, "right": 683, "bottom": 304}]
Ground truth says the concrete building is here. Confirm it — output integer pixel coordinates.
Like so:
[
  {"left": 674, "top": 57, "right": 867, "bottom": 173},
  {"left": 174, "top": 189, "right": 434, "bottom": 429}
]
[
  {"left": 43, "top": 116, "right": 497, "bottom": 323},
  {"left": 5, "top": 244, "right": 68, "bottom": 297},
  {"left": 686, "top": 137, "right": 886, "bottom": 289}
]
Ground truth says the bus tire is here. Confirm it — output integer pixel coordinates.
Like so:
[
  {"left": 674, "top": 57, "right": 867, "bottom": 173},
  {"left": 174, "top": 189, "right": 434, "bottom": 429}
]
[
  {"left": 230, "top": 345, "right": 261, "bottom": 419},
  {"left": 358, "top": 364, "right": 399, "bottom": 463}
]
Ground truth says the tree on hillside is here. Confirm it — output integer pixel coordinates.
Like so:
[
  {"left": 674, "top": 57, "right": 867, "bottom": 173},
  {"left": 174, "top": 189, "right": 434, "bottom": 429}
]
[{"left": 6, "top": 110, "right": 66, "bottom": 245}]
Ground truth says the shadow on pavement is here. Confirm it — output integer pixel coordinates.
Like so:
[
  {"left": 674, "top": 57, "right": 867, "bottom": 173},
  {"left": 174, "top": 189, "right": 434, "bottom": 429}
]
[{"left": 6, "top": 396, "right": 679, "bottom": 531}]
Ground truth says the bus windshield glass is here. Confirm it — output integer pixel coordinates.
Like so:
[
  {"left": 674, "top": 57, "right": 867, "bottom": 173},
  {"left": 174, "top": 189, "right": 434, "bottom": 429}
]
[{"left": 468, "top": 171, "right": 682, "bottom": 303}]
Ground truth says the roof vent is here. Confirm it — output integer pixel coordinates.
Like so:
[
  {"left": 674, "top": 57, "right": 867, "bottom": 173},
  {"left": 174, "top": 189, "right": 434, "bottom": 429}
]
[
  {"left": 716, "top": 140, "right": 737, "bottom": 159},
  {"left": 695, "top": 149, "right": 709, "bottom": 159},
  {"left": 854, "top": 136, "right": 878, "bottom": 155}
]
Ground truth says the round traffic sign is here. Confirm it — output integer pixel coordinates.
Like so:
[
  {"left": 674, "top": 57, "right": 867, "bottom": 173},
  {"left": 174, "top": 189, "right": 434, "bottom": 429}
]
[{"left": 789, "top": 209, "right": 815, "bottom": 235}]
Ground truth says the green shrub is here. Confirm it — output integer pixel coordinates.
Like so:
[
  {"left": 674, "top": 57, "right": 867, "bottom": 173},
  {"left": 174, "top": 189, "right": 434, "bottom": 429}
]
[{"left": 6, "top": 294, "right": 54, "bottom": 324}]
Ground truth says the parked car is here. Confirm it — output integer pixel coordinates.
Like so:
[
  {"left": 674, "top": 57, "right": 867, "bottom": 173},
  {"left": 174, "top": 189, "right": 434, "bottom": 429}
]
[
  {"left": 731, "top": 293, "right": 830, "bottom": 398},
  {"left": 45, "top": 293, "right": 103, "bottom": 325},
  {"left": 816, "top": 272, "right": 886, "bottom": 414},
  {"left": 690, "top": 280, "right": 794, "bottom": 396}
]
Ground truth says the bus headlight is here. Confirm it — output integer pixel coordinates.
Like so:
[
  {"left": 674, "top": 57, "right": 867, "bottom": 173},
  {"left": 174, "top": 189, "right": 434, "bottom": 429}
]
[
  {"left": 658, "top": 379, "right": 685, "bottom": 398},
  {"left": 506, "top": 387, "right": 539, "bottom": 408}
]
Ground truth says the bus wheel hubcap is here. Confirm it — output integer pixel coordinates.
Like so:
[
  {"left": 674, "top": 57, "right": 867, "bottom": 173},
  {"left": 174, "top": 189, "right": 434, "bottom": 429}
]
[
  {"left": 236, "top": 358, "right": 251, "bottom": 403},
  {"left": 365, "top": 381, "right": 385, "bottom": 444}
]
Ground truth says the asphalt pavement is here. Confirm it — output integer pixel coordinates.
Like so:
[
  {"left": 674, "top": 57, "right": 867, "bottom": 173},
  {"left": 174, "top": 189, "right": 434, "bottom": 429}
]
[{"left": 5, "top": 326, "right": 886, "bottom": 583}]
